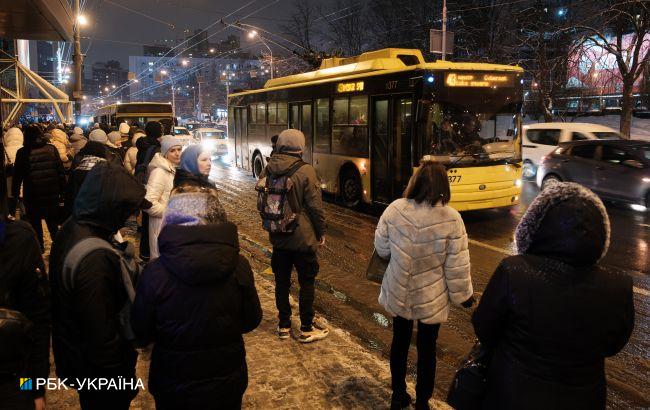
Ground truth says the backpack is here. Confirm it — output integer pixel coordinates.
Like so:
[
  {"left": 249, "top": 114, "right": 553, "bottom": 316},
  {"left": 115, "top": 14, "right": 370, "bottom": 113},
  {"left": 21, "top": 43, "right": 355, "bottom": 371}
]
[
  {"left": 255, "top": 161, "right": 305, "bottom": 233},
  {"left": 62, "top": 237, "right": 140, "bottom": 342},
  {"left": 134, "top": 145, "right": 157, "bottom": 184}
]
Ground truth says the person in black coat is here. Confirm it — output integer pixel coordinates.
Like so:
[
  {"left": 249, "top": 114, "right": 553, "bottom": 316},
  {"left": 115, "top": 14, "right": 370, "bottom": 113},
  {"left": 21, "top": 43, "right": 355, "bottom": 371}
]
[
  {"left": 131, "top": 185, "right": 262, "bottom": 410},
  {"left": 49, "top": 162, "right": 149, "bottom": 410},
  {"left": 63, "top": 141, "right": 107, "bottom": 221},
  {"left": 12, "top": 124, "right": 66, "bottom": 250},
  {"left": 472, "top": 181, "right": 635, "bottom": 410},
  {"left": 135, "top": 121, "right": 163, "bottom": 261},
  {"left": 0, "top": 168, "right": 50, "bottom": 409}
]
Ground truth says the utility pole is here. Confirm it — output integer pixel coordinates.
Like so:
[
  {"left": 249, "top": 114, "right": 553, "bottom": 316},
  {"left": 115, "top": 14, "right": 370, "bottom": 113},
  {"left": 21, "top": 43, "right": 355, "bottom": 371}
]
[
  {"left": 72, "top": 0, "right": 83, "bottom": 118},
  {"left": 441, "top": 0, "right": 447, "bottom": 61},
  {"left": 197, "top": 80, "right": 203, "bottom": 121}
]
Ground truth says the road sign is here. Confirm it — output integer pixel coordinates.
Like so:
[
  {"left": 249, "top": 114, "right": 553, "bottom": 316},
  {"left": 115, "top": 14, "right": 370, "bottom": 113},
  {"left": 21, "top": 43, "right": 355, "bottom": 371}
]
[{"left": 430, "top": 29, "right": 454, "bottom": 55}]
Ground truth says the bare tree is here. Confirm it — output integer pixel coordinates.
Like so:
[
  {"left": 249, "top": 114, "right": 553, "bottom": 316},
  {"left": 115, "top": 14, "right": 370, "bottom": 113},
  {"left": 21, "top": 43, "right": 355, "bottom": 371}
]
[
  {"left": 574, "top": 0, "right": 650, "bottom": 138},
  {"left": 321, "top": 0, "right": 367, "bottom": 56},
  {"left": 281, "top": 0, "right": 321, "bottom": 53}
]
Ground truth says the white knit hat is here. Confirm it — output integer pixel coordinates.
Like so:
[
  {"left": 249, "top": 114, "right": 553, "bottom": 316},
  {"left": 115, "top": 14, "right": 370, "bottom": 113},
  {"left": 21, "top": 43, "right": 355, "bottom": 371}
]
[
  {"left": 73, "top": 126, "right": 83, "bottom": 135},
  {"left": 119, "top": 122, "right": 130, "bottom": 135},
  {"left": 88, "top": 129, "right": 108, "bottom": 144},
  {"left": 160, "top": 135, "right": 181, "bottom": 156},
  {"left": 107, "top": 131, "right": 122, "bottom": 145}
]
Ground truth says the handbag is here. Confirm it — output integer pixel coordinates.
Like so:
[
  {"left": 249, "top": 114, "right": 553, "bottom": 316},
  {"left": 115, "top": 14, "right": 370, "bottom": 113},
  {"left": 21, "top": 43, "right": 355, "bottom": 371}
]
[
  {"left": 447, "top": 341, "right": 490, "bottom": 410},
  {"left": 365, "top": 249, "right": 389, "bottom": 284}
]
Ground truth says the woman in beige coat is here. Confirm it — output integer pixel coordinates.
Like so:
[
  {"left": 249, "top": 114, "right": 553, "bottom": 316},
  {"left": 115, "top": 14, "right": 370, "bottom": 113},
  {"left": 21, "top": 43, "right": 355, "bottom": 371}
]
[{"left": 374, "top": 161, "right": 474, "bottom": 410}]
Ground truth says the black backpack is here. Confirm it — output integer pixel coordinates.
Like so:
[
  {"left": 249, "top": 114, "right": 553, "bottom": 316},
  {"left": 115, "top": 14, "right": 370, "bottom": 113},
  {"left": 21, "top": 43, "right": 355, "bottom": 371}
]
[
  {"left": 62, "top": 237, "right": 141, "bottom": 342},
  {"left": 255, "top": 161, "right": 305, "bottom": 233},
  {"left": 0, "top": 272, "right": 33, "bottom": 376}
]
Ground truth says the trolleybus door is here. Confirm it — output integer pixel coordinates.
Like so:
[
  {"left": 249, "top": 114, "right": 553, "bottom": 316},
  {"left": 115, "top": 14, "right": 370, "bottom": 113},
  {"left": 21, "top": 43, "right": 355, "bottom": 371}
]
[
  {"left": 233, "top": 107, "right": 247, "bottom": 169},
  {"left": 289, "top": 102, "right": 313, "bottom": 165},
  {"left": 371, "top": 95, "right": 413, "bottom": 204}
]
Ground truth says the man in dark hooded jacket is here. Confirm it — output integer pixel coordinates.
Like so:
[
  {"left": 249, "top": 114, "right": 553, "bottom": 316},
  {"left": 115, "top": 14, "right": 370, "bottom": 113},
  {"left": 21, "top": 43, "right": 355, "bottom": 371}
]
[
  {"left": 261, "top": 129, "right": 327, "bottom": 343},
  {"left": 49, "top": 161, "right": 148, "bottom": 410},
  {"left": 131, "top": 186, "right": 262, "bottom": 409},
  {"left": 472, "top": 181, "right": 634, "bottom": 410}
]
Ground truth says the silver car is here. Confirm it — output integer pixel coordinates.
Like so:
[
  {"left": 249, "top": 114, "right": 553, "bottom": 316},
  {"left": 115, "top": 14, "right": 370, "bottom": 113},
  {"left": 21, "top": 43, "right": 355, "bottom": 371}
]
[{"left": 536, "top": 140, "right": 650, "bottom": 211}]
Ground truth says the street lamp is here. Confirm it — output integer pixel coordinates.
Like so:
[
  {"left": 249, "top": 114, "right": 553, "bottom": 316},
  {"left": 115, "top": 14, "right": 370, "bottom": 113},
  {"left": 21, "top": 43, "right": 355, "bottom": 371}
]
[
  {"left": 248, "top": 30, "right": 273, "bottom": 79},
  {"left": 182, "top": 59, "right": 189, "bottom": 67},
  {"left": 77, "top": 15, "right": 88, "bottom": 25},
  {"left": 160, "top": 70, "right": 176, "bottom": 117}
]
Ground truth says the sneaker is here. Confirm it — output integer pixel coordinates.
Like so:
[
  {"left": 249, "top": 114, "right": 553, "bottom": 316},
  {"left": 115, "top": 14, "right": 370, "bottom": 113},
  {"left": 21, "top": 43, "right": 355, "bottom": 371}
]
[
  {"left": 277, "top": 326, "right": 291, "bottom": 340},
  {"left": 298, "top": 321, "right": 330, "bottom": 343}
]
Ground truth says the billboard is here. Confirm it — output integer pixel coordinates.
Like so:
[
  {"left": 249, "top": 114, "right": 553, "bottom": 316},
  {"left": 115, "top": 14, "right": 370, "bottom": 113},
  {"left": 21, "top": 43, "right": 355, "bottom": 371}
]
[{"left": 566, "top": 33, "right": 649, "bottom": 94}]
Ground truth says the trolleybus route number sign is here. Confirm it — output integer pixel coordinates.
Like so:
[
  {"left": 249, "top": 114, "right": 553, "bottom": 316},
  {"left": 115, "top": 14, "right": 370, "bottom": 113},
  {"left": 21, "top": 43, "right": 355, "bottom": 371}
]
[{"left": 337, "top": 81, "right": 365, "bottom": 93}]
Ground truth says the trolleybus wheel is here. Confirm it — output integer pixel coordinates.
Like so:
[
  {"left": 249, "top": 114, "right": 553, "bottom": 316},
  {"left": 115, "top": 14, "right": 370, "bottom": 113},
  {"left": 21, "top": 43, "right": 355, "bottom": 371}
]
[
  {"left": 340, "top": 169, "right": 361, "bottom": 208},
  {"left": 253, "top": 153, "right": 264, "bottom": 178}
]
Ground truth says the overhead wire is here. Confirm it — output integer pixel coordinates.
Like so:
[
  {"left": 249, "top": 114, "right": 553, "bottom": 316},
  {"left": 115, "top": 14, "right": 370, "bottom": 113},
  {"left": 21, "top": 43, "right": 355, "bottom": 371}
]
[{"left": 96, "top": 0, "right": 263, "bottom": 100}]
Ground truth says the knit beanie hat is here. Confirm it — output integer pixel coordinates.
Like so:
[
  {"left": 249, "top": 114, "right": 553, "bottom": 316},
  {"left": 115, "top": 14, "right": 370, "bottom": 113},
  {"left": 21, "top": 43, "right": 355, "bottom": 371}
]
[
  {"left": 107, "top": 131, "right": 122, "bottom": 145},
  {"left": 180, "top": 144, "right": 204, "bottom": 175},
  {"left": 119, "top": 122, "right": 130, "bottom": 135},
  {"left": 73, "top": 127, "right": 83, "bottom": 135},
  {"left": 162, "top": 187, "right": 226, "bottom": 227},
  {"left": 145, "top": 121, "right": 163, "bottom": 139},
  {"left": 160, "top": 135, "right": 181, "bottom": 157},
  {"left": 89, "top": 129, "right": 108, "bottom": 144},
  {"left": 277, "top": 128, "right": 305, "bottom": 154}
]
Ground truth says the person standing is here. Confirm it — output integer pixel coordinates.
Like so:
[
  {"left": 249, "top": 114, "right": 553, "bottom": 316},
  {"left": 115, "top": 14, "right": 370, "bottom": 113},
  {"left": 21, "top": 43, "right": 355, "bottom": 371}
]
[
  {"left": 375, "top": 161, "right": 474, "bottom": 410},
  {"left": 131, "top": 186, "right": 262, "bottom": 409},
  {"left": 88, "top": 128, "right": 122, "bottom": 167},
  {"left": 107, "top": 131, "right": 126, "bottom": 162},
  {"left": 261, "top": 129, "right": 328, "bottom": 343},
  {"left": 135, "top": 121, "right": 163, "bottom": 261},
  {"left": 3, "top": 126, "right": 23, "bottom": 215},
  {"left": 69, "top": 126, "right": 88, "bottom": 153},
  {"left": 172, "top": 144, "right": 214, "bottom": 190},
  {"left": 49, "top": 161, "right": 148, "bottom": 410},
  {"left": 118, "top": 122, "right": 131, "bottom": 148},
  {"left": 0, "top": 155, "right": 51, "bottom": 410},
  {"left": 472, "top": 181, "right": 634, "bottom": 410},
  {"left": 145, "top": 136, "right": 182, "bottom": 259},
  {"left": 123, "top": 130, "right": 145, "bottom": 174},
  {"left": 49, "top": 127, "right": 73, "bottom": 167},
  {"left": 63, "top": 141, "right": 107, "bottom": 220},
  {"left": 12, "top": 124, "right": 66, "bottom": 251}
]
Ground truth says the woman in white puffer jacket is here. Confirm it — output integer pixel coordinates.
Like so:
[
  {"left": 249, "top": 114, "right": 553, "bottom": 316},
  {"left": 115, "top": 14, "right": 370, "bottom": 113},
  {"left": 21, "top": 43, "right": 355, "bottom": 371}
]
[
  {"left": 145, "top": 135, "right": 182, "bottom": 259},
  {"left": 374, "top": 160, "right": 474, "bottom": 410},
  {"left": 124, "top": 131, "right": 145, "bottom": 174}
]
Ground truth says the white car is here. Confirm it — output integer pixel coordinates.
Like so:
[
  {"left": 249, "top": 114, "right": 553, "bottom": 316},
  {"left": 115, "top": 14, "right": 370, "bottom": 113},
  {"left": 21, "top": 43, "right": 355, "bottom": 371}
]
[
  {"left": 172, "top": 127, "right": 194, "bottom": 147},
  {"left": 194, "top": 128, "right": 229, "bottom": 159},
  {"left": 522, "top": 122, "right": 622, "bottom": 178}
]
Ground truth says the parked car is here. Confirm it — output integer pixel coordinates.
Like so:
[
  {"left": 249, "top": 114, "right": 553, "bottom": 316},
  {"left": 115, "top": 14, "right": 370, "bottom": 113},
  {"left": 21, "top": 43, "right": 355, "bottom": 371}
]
[
  {"left": 194, "top": 128, "right": 229, "bottom": 159},
  {"left": 173, "top": 126, "right": 190, "bottom": 136},
  {"left": 536, "top": 140, "right": 650, "bottom": 211},
  {"left": 522, "top": 122, "right": 622, "bottom": 179}
]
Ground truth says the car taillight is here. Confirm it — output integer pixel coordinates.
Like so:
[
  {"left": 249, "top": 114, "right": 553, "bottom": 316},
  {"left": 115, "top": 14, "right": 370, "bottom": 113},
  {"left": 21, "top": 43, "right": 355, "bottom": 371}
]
[{"left": 540, "top": 155, "right": 548, "bottom": 164}]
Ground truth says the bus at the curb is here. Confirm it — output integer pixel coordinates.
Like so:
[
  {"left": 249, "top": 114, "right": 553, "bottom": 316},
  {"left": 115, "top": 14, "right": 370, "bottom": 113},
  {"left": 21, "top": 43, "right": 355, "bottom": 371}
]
[{"left": 227, "top": 48, "right": 523, "bottom": 211}]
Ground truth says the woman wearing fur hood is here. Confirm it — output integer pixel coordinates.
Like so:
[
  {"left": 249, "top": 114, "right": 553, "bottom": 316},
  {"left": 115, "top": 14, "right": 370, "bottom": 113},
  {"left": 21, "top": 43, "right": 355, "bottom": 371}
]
[
  {"left": 124, "top": 131, "right": 145, "bottom": 174},
  {"left": 472, "top": 181, "right": 634, "bottom": 409}
]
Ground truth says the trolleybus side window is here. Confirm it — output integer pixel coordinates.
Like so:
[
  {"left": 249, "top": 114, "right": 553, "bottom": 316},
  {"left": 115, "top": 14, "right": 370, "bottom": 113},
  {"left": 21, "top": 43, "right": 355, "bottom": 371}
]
[
  {"left": 266, "top": 102, "right": 288, "bottom": 125},
  {"left": 332, "top": 95, "right": 368, "bottom": 157},
  {"left": 248, "top": 105, "right": 257, "bottom": 124},
  {"left": 315, "top": 98, "right": 330, "bottom": 153},
  {"left": 256, "top": 103, "right": 266, "bottom": 124}
]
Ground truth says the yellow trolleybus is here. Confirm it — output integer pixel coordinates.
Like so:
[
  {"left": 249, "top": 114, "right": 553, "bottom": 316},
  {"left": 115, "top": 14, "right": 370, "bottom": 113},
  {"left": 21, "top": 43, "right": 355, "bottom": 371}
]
[{"left": 227, "top": 48, "right": 523, "bottom": 210}]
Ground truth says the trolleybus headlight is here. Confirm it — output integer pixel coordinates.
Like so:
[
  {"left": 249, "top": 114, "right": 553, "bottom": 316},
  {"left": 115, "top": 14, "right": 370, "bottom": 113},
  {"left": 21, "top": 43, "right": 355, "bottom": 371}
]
[{"left": 426, "top": 75, "right": 435, "bottom": 84}]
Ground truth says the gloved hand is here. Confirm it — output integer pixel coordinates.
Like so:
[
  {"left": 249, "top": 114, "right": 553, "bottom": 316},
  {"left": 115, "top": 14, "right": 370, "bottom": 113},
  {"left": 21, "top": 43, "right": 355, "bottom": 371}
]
[{"left": 461, "top": 295, "right": 476, "bottom": 308}]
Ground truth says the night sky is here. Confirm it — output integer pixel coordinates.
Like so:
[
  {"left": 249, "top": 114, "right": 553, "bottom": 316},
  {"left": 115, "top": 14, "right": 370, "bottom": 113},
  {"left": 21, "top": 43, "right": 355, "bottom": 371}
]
[{"left": 81, "top": 0, "right": 325, "bottom": 68}]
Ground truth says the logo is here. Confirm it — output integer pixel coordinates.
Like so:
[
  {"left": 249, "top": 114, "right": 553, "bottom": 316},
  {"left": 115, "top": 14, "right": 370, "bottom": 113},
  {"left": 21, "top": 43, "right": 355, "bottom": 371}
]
[
  {"left": 479, "top": 184, "right": 486, "bottom": 190},
  {"left": 20, "top": 378, "right": 33, "bottom": 391}
]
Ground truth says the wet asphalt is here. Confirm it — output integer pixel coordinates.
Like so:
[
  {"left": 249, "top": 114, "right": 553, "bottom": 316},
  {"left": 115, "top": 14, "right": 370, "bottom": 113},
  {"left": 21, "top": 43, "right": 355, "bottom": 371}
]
[{"left": 209, "top": 159, "right": 649, "bottom": 409}]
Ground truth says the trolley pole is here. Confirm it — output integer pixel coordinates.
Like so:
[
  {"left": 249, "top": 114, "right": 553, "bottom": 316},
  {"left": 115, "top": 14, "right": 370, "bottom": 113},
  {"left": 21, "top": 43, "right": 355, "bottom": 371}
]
[
  {"left": 441, "top": 0, "right": 447, "bottom": 61},
  {"left": 197, "top": 81, "right": 203, "bottom": 121},
  {"left": 72, "top": 0, "right": 83, "bottom": 118}
]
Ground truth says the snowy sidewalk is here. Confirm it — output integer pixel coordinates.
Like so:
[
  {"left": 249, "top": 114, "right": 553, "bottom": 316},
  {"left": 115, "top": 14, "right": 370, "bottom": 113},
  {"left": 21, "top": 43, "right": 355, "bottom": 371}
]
[{"left": 43, "top": 224, "right": 450, "bottom": 409}]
